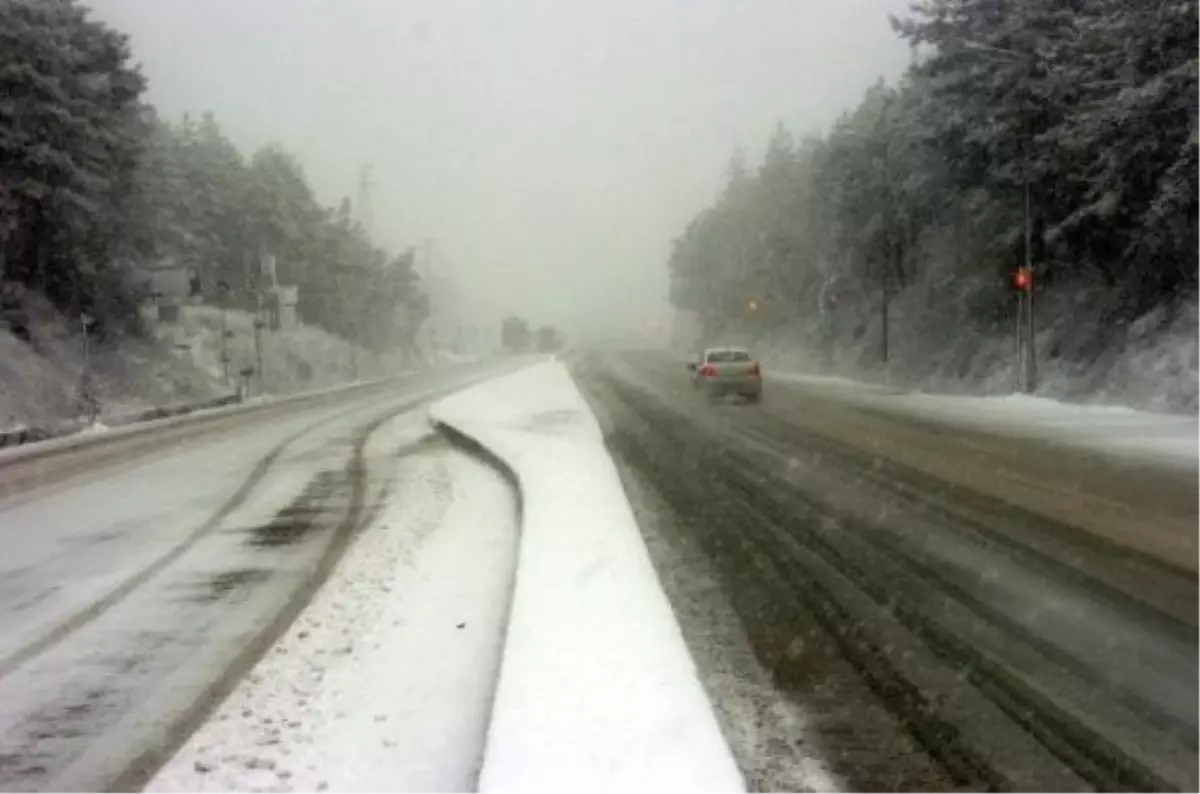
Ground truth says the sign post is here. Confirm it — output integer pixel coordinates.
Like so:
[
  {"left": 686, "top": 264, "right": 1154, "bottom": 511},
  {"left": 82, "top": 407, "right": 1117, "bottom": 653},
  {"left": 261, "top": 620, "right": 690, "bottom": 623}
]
[{"left": 1011, "top": 267, "right": 1034, "bottom": 392}]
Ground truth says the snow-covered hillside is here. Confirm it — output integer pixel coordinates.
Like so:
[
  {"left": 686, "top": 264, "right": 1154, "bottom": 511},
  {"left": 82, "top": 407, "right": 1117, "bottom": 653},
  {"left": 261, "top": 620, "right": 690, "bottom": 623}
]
[
  {"left": 0, "top": 296, "right": 412, "bottom": 433},
  {"left": 747, "top": 295, "right": 1199, "bottom": 415},
  {"left": 156, "top": 305, "right": 410, "bottom": 397}
]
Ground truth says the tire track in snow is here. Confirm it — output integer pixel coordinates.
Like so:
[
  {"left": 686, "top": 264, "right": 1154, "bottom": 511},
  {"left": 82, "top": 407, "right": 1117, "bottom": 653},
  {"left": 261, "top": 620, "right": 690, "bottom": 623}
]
[
  {"left": 0, "top": 394, "right": 400, "bottom": 682},
  {"left": 112, "top": 411, "right": 457, "bottom": 791}
]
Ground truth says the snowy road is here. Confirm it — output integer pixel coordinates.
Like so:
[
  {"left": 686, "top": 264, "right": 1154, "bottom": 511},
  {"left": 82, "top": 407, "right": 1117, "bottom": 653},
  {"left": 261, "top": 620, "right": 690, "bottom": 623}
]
[
  {"left": 573, "top": 350, "right": 1198, "bottom": 792},
  {"left": 0, "top": 362, "right": 516, "bottom": 792}
]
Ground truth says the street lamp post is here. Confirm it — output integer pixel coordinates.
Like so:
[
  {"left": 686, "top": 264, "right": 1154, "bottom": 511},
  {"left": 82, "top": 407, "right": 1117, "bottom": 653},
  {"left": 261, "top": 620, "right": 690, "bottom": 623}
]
[
  {"left": 959, "top": 39, "right": 1046, "bottom": 392},
  {"left": 1023, "top": 171, "right": 1037, "bottom": 392}
]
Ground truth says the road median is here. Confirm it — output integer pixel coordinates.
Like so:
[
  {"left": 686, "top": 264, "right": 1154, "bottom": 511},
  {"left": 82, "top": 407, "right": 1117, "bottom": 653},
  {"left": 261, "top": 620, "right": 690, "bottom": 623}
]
[{"left": 431, "top": 358, "right": 744, "bottom": 792}]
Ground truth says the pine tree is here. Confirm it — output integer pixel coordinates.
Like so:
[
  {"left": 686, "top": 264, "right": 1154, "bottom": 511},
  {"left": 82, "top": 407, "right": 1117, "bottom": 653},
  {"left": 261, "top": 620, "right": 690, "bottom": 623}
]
[{"left": 0, "top": 0, "right": 148, "bottom": 332}]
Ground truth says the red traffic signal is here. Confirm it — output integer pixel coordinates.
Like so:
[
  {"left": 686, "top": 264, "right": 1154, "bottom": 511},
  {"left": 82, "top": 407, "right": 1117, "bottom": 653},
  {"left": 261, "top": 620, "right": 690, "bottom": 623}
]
[{"left": 1011, "top": 267, "right": 1033, "bottom": 292}]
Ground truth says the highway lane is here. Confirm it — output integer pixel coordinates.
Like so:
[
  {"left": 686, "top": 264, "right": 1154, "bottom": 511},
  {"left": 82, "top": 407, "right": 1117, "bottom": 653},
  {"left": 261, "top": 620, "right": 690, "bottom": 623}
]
[
  {"left": 573, "top": 349, "right": 1198, "bottom": 792},
  {"left": 0, "top": 361, "right": 516, "bottom": 792}
]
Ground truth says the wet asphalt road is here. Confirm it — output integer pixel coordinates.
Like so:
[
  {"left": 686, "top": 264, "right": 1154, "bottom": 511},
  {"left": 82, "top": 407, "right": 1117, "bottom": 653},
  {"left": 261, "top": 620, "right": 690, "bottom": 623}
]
[
  {"left": 573, "top": 349, "right": 1198, "bottom": 792},
  {"left": 0, "top": 363, "right": 515, "bottom": 792}
]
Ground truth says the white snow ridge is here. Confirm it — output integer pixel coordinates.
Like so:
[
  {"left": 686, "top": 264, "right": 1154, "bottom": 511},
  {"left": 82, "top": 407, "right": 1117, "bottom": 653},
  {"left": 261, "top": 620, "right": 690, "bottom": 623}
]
[{"left": 433, "top": 359, "right": 745, "bottom": 793}]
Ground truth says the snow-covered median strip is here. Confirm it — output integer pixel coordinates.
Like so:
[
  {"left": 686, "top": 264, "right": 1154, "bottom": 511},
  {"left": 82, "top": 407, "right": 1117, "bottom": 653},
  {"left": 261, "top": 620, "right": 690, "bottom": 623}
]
[
  {"left": 431, "top": 360, "right": 744, "bottom": 792},
  {"left": 149, "top": 422, "right": 518, "bottom": 792}
]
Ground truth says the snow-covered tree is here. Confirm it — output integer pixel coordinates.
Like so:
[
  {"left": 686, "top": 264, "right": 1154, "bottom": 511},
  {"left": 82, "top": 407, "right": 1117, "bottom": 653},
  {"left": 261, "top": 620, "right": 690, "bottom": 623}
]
[
  {"left": 0, "top": 0, "right": 148, "bottom": 332},
  {"left": 668, "top": 0, "right": 1197, "bottom": 369}
]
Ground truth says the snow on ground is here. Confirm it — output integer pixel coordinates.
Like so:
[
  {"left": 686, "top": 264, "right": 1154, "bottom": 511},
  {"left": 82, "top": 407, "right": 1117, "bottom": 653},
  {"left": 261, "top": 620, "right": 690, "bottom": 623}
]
[
  {"left": 0, "top": 387, "right": 428, "bottom": 791},
  {"left": 161, "top": 305, "right": 412, "bottom": 397},
  {"left": 0, "top": 294, "right": 225, "bottom": 431},
  {"left": 611, "top": 463, "right": 841, "bottom": 793},
  {"left": 432, "top": 359, "right": 744, "bottom": 792},
  {"left": 0, "top": 294, "right": 413, "bottom": 434},
  {"left": 771, "top": 371, "right": 1198, "bottom": 469},
  {"left": 769, "top": 370, "right": 903, "bottom": 395},
  {"left": 150, "top": 431, "right": 518, "bottom": 792}
]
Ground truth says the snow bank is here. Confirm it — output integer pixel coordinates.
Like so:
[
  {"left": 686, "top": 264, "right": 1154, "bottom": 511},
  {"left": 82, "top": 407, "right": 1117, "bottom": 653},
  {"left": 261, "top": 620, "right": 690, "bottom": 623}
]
[
  {"left": 149, "top": 430, "right": 518, "bottom": 792},
  {"left": 754, "top": 286, "right": 1198, "bottom": 414},
  {"left": 0, "top": 372, "right": 401, "bottom": 467},
  {"left": 431, "top": 359, "right": 744, "bottom": 792},
  {"left": 0, "top": 294, "right": 415, "bottom": 435},
  {"left": 771, "top": 371, "right": 1198, "bottom": 468}
]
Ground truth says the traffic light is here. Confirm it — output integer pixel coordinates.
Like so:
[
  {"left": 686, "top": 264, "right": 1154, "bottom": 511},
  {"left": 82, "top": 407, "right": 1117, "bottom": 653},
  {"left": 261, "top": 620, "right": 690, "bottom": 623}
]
[{"left": 1011, "top": 267, "right": 1033, "bottom": 292}]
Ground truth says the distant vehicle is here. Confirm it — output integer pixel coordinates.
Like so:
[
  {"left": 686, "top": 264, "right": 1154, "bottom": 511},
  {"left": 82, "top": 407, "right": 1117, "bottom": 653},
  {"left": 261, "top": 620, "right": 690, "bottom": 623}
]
[{"left": 687, "top": 346, "right": 762, "bottom": 403}]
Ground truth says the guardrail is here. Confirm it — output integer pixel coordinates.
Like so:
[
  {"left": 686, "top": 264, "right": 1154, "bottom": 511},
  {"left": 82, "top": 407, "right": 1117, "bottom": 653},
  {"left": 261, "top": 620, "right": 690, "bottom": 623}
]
[{"left": 0, "top": 394, "right": 242, "bottom": 451}]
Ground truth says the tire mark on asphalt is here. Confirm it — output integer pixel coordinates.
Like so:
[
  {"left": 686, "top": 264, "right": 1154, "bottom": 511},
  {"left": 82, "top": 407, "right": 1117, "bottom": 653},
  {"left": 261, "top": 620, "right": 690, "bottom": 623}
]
[
  {"left": 0, "top": 395, "right": 393, "bottom": 681},
  {"left": 583, "top": 358, "right": 1194, "bottom": 792},
  {"left": 106, "top": 397, "right": 428, "bottom": 792},
  {"left": 587, "top": 372, "right": 1025, "bottom": 791},
  {"left": 740, "top": 409, "right": 1198, "bottom": 638}
]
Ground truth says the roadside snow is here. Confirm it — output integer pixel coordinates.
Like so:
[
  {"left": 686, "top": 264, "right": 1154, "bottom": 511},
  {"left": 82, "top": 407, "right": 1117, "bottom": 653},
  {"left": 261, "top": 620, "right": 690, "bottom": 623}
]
[
  {"left": 0, "top": 372, "right": 406, "bottom": 468},
  {"left": 770, "top": 371, "right": 902, "bottom": 395},
  {"left": 770, "top": 371, "right": 1198, "bottom": 468},
  {"left": 432, "top": 359, "right": 744, "bottom": 793},
  {"left": 0, "top": 293, "right": 416, "bottom": 436},
  {"left": 612, "top": 464, "right": 841, "bottom": 793},
  {"left": 149, "top": 436, "right": 518, "bottom": 793}
]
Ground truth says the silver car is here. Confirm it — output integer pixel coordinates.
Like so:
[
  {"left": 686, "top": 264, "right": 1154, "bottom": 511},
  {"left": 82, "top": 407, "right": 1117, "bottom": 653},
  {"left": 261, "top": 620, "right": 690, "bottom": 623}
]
[{"left": 687, "top": 347, "right": 762, "bottom": 403}]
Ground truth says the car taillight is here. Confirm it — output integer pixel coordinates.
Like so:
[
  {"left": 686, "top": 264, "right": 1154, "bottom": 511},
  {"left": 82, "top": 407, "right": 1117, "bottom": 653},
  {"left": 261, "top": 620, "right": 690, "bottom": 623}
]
[
  {"left": 699, "top": 364, "right": 717, "bottom": 377},
  {"left": 749, "top": 362, "right": 761, "bottom": 377}
]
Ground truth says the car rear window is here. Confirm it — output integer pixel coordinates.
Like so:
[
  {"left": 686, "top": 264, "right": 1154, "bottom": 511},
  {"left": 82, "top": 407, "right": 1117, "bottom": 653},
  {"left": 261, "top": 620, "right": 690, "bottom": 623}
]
[{"left": 706, "top": 350, "right": 752, "bottom": 363}]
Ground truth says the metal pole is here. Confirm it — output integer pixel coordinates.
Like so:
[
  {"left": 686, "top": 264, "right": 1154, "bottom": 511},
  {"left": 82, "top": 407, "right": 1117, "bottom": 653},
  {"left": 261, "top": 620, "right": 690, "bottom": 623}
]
[
  {"left": 1014, "top": 292, "right": 1024, "bottom": 391},
  {"left": 881, "top": 266, "right": 890, "bottom": 363},
  {"left": 880, "top": 122, "right": 893, "bottom": 366},
  {"left": 1023, "top": 179, "right": 1037, "bottom": 392},
  {"left": 219, "top": 283, "right": 229, "bottom": 386},
  {"left": 254, "top": 294, "right": 264, "bottom": 396},
  {"left": 81, "top": 313, "right": 96, "bottom": 424},
  {"left": 1027, "top": 282, "right": 1037, "bottom": 391},
  {"left": 220, "top": 307, "right": 228, "bottom": 385},
  {"left": 1020, "top": 49, "right": 1039, "bottom": 394}
]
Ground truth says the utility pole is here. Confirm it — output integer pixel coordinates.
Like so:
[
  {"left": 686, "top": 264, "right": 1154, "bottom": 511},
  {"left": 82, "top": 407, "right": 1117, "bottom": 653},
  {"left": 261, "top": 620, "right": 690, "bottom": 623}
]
[
  {"left": 350, "top": 309, "right": 360, "bottom": 380},
  {"left": 876, "top": 111, "right": 894, "bottom": 366},
  {"left": 217, "top": 280, "right": 230, "bottom": 385},
  {"left": 357, "top": 165, "right": 375, "bottom": 237},
  {"left": 1022, "top": 139, "right": 1037, "bottom": 393},
  {"left": 80, "top": 312, "right": 97, "bottom": 424},
  {"left": 253, "top": 311, "right": 264, "bottom": 396},
  {"left": 881, "top": 255, "right": 890, "bottom": 364},
  {"left": 253, "top": 287, "right": 265, "bottom": 396},
  {"left": 880, "top": 146, "right": 892, "bottom": 367}
]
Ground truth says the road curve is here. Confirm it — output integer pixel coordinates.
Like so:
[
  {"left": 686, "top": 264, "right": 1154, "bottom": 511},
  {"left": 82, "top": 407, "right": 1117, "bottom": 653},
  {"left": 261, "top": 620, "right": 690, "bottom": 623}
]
[
  {"left": 0, "top": 362, "right": 515, "bottom": 792},
  {"left": 573, "top": 349, "right": 1198, "bottom": 792}
]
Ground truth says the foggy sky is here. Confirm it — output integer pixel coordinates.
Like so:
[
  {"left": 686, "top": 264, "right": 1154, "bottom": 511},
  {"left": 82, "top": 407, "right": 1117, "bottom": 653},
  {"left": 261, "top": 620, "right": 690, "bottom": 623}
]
[{"left": 85, "top": 0, "right": 913, "bottom": 344}]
